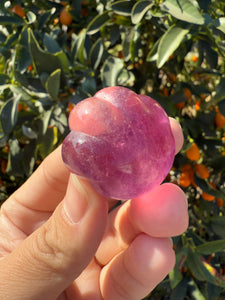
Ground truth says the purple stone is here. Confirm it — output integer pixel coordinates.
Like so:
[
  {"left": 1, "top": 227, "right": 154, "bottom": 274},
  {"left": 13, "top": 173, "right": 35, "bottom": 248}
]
[{"left": 62, "top": 86, "right": 175, "bottom": 200}]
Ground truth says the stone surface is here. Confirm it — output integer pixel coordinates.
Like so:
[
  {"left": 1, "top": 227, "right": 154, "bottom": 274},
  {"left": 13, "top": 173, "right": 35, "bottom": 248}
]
[{"left": 62, "top": 86, "right": 175, "bottom": 200}]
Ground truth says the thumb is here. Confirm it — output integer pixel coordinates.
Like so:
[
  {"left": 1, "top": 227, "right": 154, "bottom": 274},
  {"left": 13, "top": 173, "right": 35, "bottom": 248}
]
[{"left": 0, "top": 175, "right": 108, "bottom": 300}]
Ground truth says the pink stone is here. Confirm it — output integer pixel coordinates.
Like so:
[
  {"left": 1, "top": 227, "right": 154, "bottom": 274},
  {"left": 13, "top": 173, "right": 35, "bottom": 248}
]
[{"left": 62, "top": 86, "right": 175, "bottom": 200}]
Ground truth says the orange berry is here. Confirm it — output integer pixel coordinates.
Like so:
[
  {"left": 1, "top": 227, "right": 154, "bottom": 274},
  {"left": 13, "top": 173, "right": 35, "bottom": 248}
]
[
  {"left": 183, "top": 88, "right": 192, "bottom": 101},
  {"left": 175, "top": 102, "right": 185, "bottom": 110},
  {"left": 27, "top": 64, "right": 33, "bottom": 71},
  {"left": 195, "top": 101, "right": 201, "bottom": 111},
  {"left": 162, "top": 88, "right": 169, "bottom": 97},
  {"left": 192, "top": 55, "right": 198, "bottom": 62},
  {"left": 179, "top": 171, "right": 192, "bottom": 188},
  {"left": 216, "top": 198, "right": 224, "bottom": 207},
  {"left": 60, "top": 1, "right": 67, "bottom": 6},
  {"left": 11, "top": 4, "right": 25, "bottom": 18},
  {"left": 168, "top": 73, "right": 177, "bottom": 82},
  {"left": 68, "top": 102, "right": 75, "bottom": 114},
  {"left": 186, "top": 143, "right": 200, "bottom": 161},
  {"left": 0, "top": 159, "right": 7, "bottom": 174},
  {"left": 201, "top": 191, "right": 215, "bottom": 201},
  {"left": 200, "top": 94, "right": 207, "bottom": 101},
  {"left": 194, "top": 164, "right": 210, "bottom": 179},
  {"left": 81, "top": 8, "right": 88, "bottom": 16},
  {"left": 17, "top": 103, "right": 23, "bottom": 112},
  {"left": 54, "top": 18, "right": 59, "bottom": 25},
  {"left": 215, "top": 111, "right": 225, "bottom": 129},
  {"left": 181, "top": 163, "right": 192, "bottom": 173},
  {"left": 60, "top": 7, "right": 73, "bottom": 26},
  {"left": 118, "top": 51, "right": 124, "bottom": 59},
  {"left": 68, "top": 87, "right": 75, "bottom": 94}
]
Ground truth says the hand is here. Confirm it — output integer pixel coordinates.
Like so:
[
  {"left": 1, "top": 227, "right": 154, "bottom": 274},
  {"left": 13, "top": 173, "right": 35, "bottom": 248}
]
[{"left": 0, "top": 118, "right": 188, "bottom": 300}]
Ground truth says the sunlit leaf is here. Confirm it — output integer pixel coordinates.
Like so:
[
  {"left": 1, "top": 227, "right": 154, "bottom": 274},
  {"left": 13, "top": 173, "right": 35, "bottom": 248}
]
[
  {"left": 131, "top": 0, "right": 153, "bottom": 24},
  {"left": 157, "top": 23, "right": 190, "bottom": 68},
  {"left": 101, "top": 56, "right": 124, "bottom": 87},
  {"left": 0, "top": 95, "right": 20, "bottom": 134},
  {"left": 28, "top": 29, "right": 63, "bottom": 80},
  {"left": 15, "top": 27, "right": 32, "bottom": 73},
  {"left": 87, "top": 11, "right": 111, "bottom": 35},
  {"left": 6, "top": 138, "right": 23, "bottom": 177},
  {"left": 111, "top": 0, "right": 134, "bottom": 16},
  {"left": 214, "top": 17, "right": 225, "bottom": 34},
  {"left": 161, "top": 0, "right": 204, "bottom": 25},
  {"left": 89, "top": 38, "right": 104, "bottom": 70},
  {"left": 196, "top": 239, "right": 225, "bottom": 255},
  {"left": 45, "top": 69, "right": 61, "bottom": 100}
]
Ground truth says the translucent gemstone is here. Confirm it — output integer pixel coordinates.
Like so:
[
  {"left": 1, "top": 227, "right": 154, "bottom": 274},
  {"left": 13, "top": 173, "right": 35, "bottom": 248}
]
[{"left": 62, "top": 86, "right": 175, "bottom": 200}]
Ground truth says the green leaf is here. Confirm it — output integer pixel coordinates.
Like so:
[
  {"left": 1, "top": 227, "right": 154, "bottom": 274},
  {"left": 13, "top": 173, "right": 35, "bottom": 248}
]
[
  {"left": 170, "top": 278, "right": 189, "bottom": 300},
  {"left": 15, "top": 27, "right": 32, "bottom": 73},
  {"left": 213, "top": 77, "right": 225, "bottom": 103},
  {"left": 188, "top": 278, "right": 206, "bottom": 300},
  {"left": 38, "top": 109, "right": 53, "bottom": 136},
  {"left": 198, "top": 0, "right": 211, "bottom": 12},
  {"left": 196, "top": 239, "right": 225, "bottom": 255},
  {"left": 101, "top": 56, "right": 124, "bottom": 87},
  {"left": 187, "top": 250, "right": 217, "bottom": 285},
  {"left": 81, "top": 77, "right": 96, "bottom": 96},
  {"left": 72, "top": 29, "right": 88, "bottom": 64},
  {"left": 161, "top": 0, "right": 204, "bottom": 25},
  {"left": 22, "top": 140, "right": 37, "bottom": 177},
  {"left": 87, "top": 11, "right": 111, "bottom": 35},
  {"left": 55, "top": 51, "right": 70, "bottom": 73},
  {"left": 0, "top": 15, "right": 25, "bottom": 26},
  {"left": 89, "top": 38, "right": 104, "bottom": 70},
  {"left": 45, "top": 69, "right": 61, "bottom": 100},
  {"left": 22, "top": 125, "right": 38, "bottom": 139},
  {"left": 43, "top": 33, "right": 61, "bottom": 54},
  {"left": 117, "top": 69, "right": 135, "bottom": 86},
  {"left": 210, "top": 216, "right": 225, "bottom": 239},
  {"left": 121, "top": 27, "right": 134, "bottom": 61},
  {"left": 218, "top": 99, "right": 225, "bottom": 115},
  {"left": 169, "top": 246, "right": 188, "bottom": 289},
  {"left": 6, "top": 138, "right": 24, "bottom": 177},
  {"left": 0, "top": 74, "right": 9, "bottom": 85},
  {"left": 146, "top": 38, "right": 160, "bottom": 62},
  {"left": 38, "top": 8, "right": 56, "bottom": 30},
  {"left": 131, "top": 0, "right": 153, "bottom": 24},
  {"left": 4, "top": 31, "right": 20, "bottom": 49},
  {"left": 208, "top": 156, "right": 225, "bottom": 172},
  {"left": 157, "top": 23, "right": 190, "bottom": 68},
  {"left": 26, "top": 11, "right": 37, "bottom": 24},
  {"left": 111, "top": 0, "right": 134, "bottom": 16},
  {"left": 28, "top": 29, "right": 63, "bottom": 81},
  {"left": 193, "top": 175, "right": 225, "bottom": 200},
  {"left": 38, "top": 127, "right": 57, "bottom": 159},
  {"left": 0, "top": 95, "right": 20, "bottom": 134},
  {"left": 129, "top": 24, "right": 142, "bottom": 62},
  {"left": 214, "top": 17, "right": 225, "bottom": 34}
]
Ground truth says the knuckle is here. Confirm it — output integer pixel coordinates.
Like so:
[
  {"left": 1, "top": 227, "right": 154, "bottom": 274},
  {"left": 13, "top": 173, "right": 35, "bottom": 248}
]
[{"left": 31, "top": 219, "right": 68, "bottom": 275}]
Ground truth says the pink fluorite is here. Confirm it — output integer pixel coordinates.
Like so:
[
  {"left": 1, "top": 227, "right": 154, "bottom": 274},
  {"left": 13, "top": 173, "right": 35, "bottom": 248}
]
[{"left": 62, "top": 86, "right": 175, "bottom": 200}]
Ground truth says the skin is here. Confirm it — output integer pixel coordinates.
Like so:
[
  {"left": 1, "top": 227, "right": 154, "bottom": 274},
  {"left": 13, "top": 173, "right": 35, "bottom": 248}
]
[{"left": 0, "top": 118, "right": 188, "bottom": 300}]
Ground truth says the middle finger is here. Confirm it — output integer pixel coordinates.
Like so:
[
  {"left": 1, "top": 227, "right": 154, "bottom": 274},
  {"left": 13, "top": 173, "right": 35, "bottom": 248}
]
[{"left": 95, "top": 183, "right": 188, "bottom": 266}]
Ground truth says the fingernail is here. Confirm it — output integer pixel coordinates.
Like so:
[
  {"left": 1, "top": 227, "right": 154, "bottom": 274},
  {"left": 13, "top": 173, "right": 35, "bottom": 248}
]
[{"left": 63, "top": 174, "right": 89, "bottom": 224}]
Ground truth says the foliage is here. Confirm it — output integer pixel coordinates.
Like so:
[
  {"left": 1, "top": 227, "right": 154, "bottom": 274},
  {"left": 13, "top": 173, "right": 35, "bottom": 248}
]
[{"left": 1, "top": 0, "right": 225, "bottom": 298}]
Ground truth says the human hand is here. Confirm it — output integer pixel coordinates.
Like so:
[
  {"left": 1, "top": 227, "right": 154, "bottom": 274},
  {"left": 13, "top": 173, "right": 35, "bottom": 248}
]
[{"left": 0, "top": 118, "right": 188, "bottom": 300}]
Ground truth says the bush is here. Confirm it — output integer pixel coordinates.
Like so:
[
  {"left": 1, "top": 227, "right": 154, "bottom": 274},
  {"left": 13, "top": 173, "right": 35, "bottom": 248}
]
[{"left": 1, "top": 0, "right": 225, "bottom": 299}]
